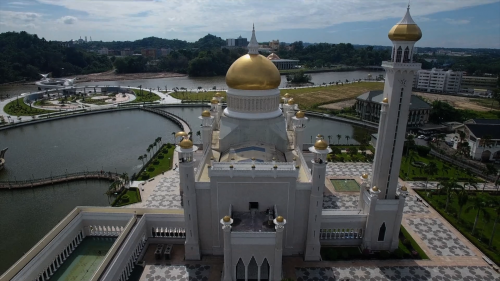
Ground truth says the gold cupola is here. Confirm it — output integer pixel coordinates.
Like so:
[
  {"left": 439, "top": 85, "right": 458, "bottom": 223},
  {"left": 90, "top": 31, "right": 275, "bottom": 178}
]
[
  {"left": 314, "top": 139, "right": 328, "bottom": 150},
  {"left": 225, "top": 25, "right": 281, "bottom": 90},
  {"left": 179, "top": 138, "right": 193, "bottom": 149},
  {"left": 388, "top": 6, "right": 422, "bottom": 42},
  {"left": 295, "top": 110, "right": 305, "bottom": 118},
  {"left": 201, "top": 110, "right": 211, "bottom": 117}
]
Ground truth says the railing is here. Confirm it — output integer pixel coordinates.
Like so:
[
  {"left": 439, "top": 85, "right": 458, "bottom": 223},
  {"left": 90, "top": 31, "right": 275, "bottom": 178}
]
[
  {"left": 429, "top": 150, "right": 496, "bottom": 182},
  {"left": 140, "top": 107, "right": 191, "bottom": 133},
  {"left": 0, "top": 171, "right": 120, "bottom": 189},
  {"left": 320, "top": 228, "right": 364, "bottom": 240},
  {"left": 210, "top": 162, "right": 296, "bottom": 171}
]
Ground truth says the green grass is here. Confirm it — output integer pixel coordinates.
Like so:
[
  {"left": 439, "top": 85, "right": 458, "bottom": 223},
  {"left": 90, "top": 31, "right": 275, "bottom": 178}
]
[
  {"left": 401, "top": 225, "right": 429, "bottom": 259},
  {"left": 138, "top": 144, "right": 175, "bottom": 180},
  {"left": 330, "top": 179, "right": 360, "bottom": 192},
  {"left": 416, "top": 190, "right": 499, "bottom": 266},
  {"left": 3, "top": 98, "right": 53, "bottom": 116},
  {"left": 80, "top": 98, "right": 108, "bottom": 105},
  {"left": 131, "top": 89, "right": 161, "bottom": 103},
  {"left": 112, "top": 187, "right": 141, "bottom": 207},
  {"left": 471, "top": 98, "right": 500, "bottom": 110},
  {"left": 400, "top": 154, "right": 473, "bottom": 181}
]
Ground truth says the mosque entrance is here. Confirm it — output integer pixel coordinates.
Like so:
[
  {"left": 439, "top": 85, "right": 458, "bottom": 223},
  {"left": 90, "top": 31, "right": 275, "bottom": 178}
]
[{"left": 235, "top": 257, "right": 270, "bottom": 281}]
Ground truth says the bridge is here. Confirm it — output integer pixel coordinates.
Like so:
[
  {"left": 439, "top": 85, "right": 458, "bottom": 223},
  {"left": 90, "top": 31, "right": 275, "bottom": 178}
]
[
  {"left": 0, "top": 171, "right": 120, "bottom": 189},
  {"left": 305, "top": 111, "right": 379, "bottom": 130},
  {"left": 141, "top": 107, "right": 192, "bottom": 134}
]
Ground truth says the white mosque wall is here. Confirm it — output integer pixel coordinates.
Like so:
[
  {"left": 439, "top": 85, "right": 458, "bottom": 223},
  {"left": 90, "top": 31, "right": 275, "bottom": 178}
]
[
  {"left": 230, "top": 232, "right": 277, "bottom": 281},
  {"left": 364, "top": 199, "right": 404, "bottom": 251},
  {"left": 196, "top": 188, "right": 215, "bottom": 254}
]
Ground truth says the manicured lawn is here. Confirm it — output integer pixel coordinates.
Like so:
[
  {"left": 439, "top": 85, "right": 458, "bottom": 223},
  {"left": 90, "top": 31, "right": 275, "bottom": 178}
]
[
  {"left": 400, "top": 153, "right": 472, "bottom": 181},
  {"left": 112, "top": 187, "right": 141, "bottom": 207},
  {"left": 328, "top": 145, "right": 374, "bottom": 163},
  {"left": 138, "top": 144, "right": 175, "bottom": 180},
  {"left": 471, "top": 98, "right": 500, "bottom": 110},
  {"left": 170, "top": 91, "right": 221, "bottom": 102},
  {"left": 416, "top": 190, "right": 499, "bottom": 266},
  {"left": 331, "top": 179, "right": 360, "bottom": 192},
  {"left": 3, "top": 98, "right": 53, "bottom": 116},
  {"left": 131, "top": 89, "right": 161, "bottom": 102}
]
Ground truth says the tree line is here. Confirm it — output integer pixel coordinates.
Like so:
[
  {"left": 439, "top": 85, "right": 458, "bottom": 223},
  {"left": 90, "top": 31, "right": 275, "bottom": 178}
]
[{"left": 0, "top": 31, "right": 113, "bottom": 84}]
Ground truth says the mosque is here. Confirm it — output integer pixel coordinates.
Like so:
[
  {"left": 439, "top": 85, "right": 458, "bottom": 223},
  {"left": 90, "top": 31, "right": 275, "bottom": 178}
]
[{"left": 2, "top": 7, "right": 423, "bottom": 281}]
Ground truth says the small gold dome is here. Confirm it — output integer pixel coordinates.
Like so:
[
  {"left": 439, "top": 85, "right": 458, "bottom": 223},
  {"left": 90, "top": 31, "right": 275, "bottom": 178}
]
[
  {"left": 226, "top": 54, "right": 281, "bottom": 90},
  {"left": 210, "top": 98, "right": 219, "bottom": 104},
  {"left": 388, "top": 8, "right": 422, "bottom": 41},
  {"left": 273, "top": 165, "right": 278, "bottom": 169},
  {"left": 201, "top": 110, "right": 211, "bottom": 117},
  {"left": 276, "top": 216, "right": 284, "bottom": 222},
  {"left": 317, "top": 134, "right": 323, "bottom": 138},
  {"left": 362, "top": 173, "right": 369, "bottom": 179},
  {"left": 252, "top": 165, "right": 255, "bottom": 168},
  {"left": 296, "top": 111, "right": 305, "bottom": 118},
  {"left": 401, "top": 186, "right": 408, "bottom": 191},
  {"left": 175, "top": 131, "right": 188, "bottom": 138},
  {"left": 179, "top": 138, "right": 193, "bottom": 149},
  {"left": 284, "top": 93, "right": 290, "bottom": 98},
  {"left": 223, "top": 216, "right": 231, "bottom": 222},
  {"left": 287, "top": 98, "right": 295, "bottom": 105},
  {"left": 372, "top": 186, "right": 379, "bottom": 192},
  {"left": 314, "top": 139, "right": 328, "bottom": 150},
  {"left": 215, "top": 92, "right": 222, "bottom": 97},
  {"left": 382, "top": 97, "right": 388, "bottom": 103}
]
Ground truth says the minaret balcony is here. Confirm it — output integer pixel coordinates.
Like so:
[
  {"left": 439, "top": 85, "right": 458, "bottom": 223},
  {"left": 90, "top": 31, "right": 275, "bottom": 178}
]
[{"left": 382, "top": 61, "right": 421, "bottom": 70}]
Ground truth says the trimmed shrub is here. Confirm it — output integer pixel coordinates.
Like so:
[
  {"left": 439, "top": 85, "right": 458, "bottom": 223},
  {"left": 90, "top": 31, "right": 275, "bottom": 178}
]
[
  {"left": 121, "top": 194, "right": 130, "bottom": 203},
  {"left": 416, "top": 145, "right": 431, "bottom": 157}
]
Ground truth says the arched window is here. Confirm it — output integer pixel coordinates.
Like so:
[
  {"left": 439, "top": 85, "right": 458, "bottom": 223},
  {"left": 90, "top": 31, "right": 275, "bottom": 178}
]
[
  {"left": 396, "top": 47, "right": 403, "bottom": 63},
  {"left": 391, "top": 47, "right": 396, "bottom": 61},
  {"left": 378, "top": 222, "right": 386, "bottom": 241},
  {"left": 403, "top": 47, "right": 410, "bottom": 63},
  {"left": 261, "top": 258, "right": 270, "bottom": 281},
  {"left": 236, "top": 259, "right": 245, "bottom": 281},
  {"left": 248, "top": 257, "right": 258, "bottom": 281}
]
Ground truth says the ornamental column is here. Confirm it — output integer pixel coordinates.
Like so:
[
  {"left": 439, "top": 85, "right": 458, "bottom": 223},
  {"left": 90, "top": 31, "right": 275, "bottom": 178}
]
[
  {"left": 358, "top": 173, "right": 369, "bottom": 210},
  {"left": 220, "top": 216, "right": 233, "bottom": 281},
  {"left": 292, "top": 111, "right": 307, "bottom": 151},
  {"left": 210, "top": 98, "right": 220, "bottom": 130},
  {"left": 199, "top": 110, "right": 214, "bottom": 152},
  {"left": 176, "top": 137, "right": 201, "bottom": 260},
  {"left": 273, "top": 216, "right": 286, "bottom": 281},
  {"left": 362, "top": 186, "right": 381, "bottom": 250},
  {"left": 285, "top": 98, "right": 295, "bottom": 130},
  {"left": 304, "top": 137, "right": 331, "bottom": 261}
]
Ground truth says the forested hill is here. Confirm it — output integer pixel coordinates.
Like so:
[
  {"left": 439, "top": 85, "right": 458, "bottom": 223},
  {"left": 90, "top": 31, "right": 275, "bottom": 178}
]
[{"left": 0, "top": 31, "right": 112, "bottom": 84}]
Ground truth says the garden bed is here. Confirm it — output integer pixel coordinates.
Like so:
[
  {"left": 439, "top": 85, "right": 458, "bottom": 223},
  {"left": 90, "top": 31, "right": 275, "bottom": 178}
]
[{"left": 112, "top": 187, "right": 141, "bottom": 207}]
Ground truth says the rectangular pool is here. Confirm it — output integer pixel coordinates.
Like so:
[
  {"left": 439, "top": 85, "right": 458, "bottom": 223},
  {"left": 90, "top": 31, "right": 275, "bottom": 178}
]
[{"left": 330, "top": 179, "right": 360, "bottom": 192}]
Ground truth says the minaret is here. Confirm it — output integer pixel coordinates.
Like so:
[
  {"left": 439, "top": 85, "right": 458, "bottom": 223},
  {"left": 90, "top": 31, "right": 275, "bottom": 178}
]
[
  {"left": 199, "top": 110, "right": 214, "bottom": 151},
  {"left": 248, "top": 23, "right": 259, "bottom": 54},
  {"left": 210, "top": 98, "right": 220, "bottom": 130},
  {"left": 292, "top": 111, "right": 307, "bottom": 150},
  {"left": 273, "top": 216, "right": 286, "bottom": 280},
  {"left": 220, "top": 216, "right": 233, "bottom": 281},
  {"left": 285, "top": 98, "right": 295, "bottom": 130},
  {"left": 304, "top": 137, "right": 331, "bottom": 261},
  {"left": 175, "top": 136, "right": 201, "bottom": 260},
  {"left": 371, "top": 6, "right": 422, "bottom": 199}
]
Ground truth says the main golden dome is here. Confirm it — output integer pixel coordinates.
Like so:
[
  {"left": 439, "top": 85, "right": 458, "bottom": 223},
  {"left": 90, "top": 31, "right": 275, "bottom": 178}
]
[
  {"left": 388, "top": 7, "right": 422, "bottom": 42},
  {"left": 226, "top": 54, "right": 281, "bottom": 90}
]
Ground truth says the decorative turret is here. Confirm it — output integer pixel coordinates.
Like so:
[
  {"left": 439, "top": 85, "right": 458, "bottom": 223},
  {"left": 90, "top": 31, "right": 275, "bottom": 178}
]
[
  {"left": 199, "top": 110, "right": 214, "bottom": 151},
  {"left": 292, "top": 111, "right": 307, "bottom": 150},
  {"left": 388, "top": 5, "right": 421, "bottom": 63}
]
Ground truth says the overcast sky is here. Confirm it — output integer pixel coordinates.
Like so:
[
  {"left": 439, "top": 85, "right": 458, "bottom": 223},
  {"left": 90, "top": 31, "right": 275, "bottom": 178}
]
[{"left": 1, "top": 0, "right": 499, "bottom": 48}]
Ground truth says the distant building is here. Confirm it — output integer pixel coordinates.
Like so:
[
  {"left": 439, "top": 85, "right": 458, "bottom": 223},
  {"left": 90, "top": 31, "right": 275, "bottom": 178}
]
[
  {"left": 226, "top": 36, "right": 248, "bottom": 49},
  {"left": 121, "top": 49, "right": 133, "bottom": 56},
  {"left": 413, "top": 68, "right": 462, "bottom": 94},
  {"left": 454, "top": 119, "right": 500, "bottom": 161},
  {"left": 355, "top": 90, "right": 431, "bottom": 127},
  {"left": 269, "top": 40, "right": 280, "bottom": 50},
  {"left": 161, "top": 48, "right": 172, "bottom": 56},
  {"left": 97, "top": 47, "right": 108, "bottom": 55},
  {"left": 266, "top": 53, "right": 299, "bottom": 70},
  {"left": 141, "top": 48, "right": 161, "bottom": 59},
  {"left": 461, "top": 76, "right": 498, "bottom": 94}
]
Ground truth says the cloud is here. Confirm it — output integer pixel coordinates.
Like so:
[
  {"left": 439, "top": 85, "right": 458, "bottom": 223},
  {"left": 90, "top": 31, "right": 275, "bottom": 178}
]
[
  {"left": 58, "top": 16, "right": 77, "bottom": 24},
  {"left": 443, "top": 18, "right": 471, "bottom": 25},
  {"left": 0, "top": 11, "right": 41, "bottom": 27},
  {"left": 8, "top": 1, "right": 30, "bottom": 5}
]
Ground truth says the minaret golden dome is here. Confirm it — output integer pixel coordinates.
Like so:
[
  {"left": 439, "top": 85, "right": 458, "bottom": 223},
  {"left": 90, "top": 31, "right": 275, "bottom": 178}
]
[
  {"left": 215, "top": 92, "right": 222, "bottom": 97},
  {"left": 201, "top": 110, "right": 211, "bottom": 117},
  {"left": 287, "top": 98, "right": 295, "bottom": 105},
  {"left": 388, "top": 6, "right": 422, "bottom": 42},
  {"left": 276, "top": 216, "right": 284, "bottom": 222},
  {"left": 175, "top": 131, "right": 188, "bottom": 138},
  {"left": 223, "top": 216, "right": 231, "bottom": 222},
  {"left": 210, "top": 98, "right": 219, "bottom": 104},
  {"left": 314, "top": 139, "right": 328, "bottom": 150},
  {"left": 295, "top": 111, "right": 305, "bottom": 118},
  {"left": 179, "top": 138, "right": 193, "bottom": 149}
]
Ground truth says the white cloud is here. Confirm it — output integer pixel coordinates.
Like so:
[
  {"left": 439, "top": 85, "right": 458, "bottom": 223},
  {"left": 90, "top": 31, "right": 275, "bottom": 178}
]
[
  {"left": 58, "top": 16, "right": 77, "bottom": 24},
  {"left": 443, "top": 18, "right": 471, "bottom": 25},
  {"left": 0, "top": 11, "right": 41, "bottom": 28}
]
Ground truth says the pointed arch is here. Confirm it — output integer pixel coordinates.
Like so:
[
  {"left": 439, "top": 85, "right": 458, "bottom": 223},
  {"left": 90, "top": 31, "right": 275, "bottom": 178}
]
[
  {"left": 403, "top": 46, "right": 410, "bottom": 62},
  {"left": 261, "top": 258, "right": 270, "bottom": 281},
  {"left": 396, "top": 46, "right": 403, "bottom": 63},
  {"left": 236, "top": 258, "right": 245, "bottom": 281},
  {"left": 378, "top": 222, "right": 387, "bottom": 241},
  {"left": 248, "top": 257, "right": 258, "bottom": 280}
]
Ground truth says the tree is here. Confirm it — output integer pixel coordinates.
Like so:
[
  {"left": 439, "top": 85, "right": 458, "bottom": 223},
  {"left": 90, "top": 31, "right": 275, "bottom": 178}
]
[
  {"left": 479, "top": 134, "right": 493, "bottom": 162},
  {"left": 196, "top": 130, "right": 201, "bottom": 142},
  {"left": 406, "top": 149, "right": 418, "bottom": 177},
  {"left": 465, "top": 194, "right": 491, "bottom": 236},
  {"left": 138, "top": 155, "right": 145, "bottom": 167},
  {"left": 455, "top": 184, "right": 469, "bottom": 221},
  {"left": 172, "top": 131, "right": 176, "bottom": 143},
  {"left": 345, "top": 135, "right": 350, "bottom": 145},
  {"left": 328, "top": 135, "right": 332, "bottom": 145},
  {"left": 337, "top": 134, "right": 341, "bottom": 144},
  {"left": 120, "top": 172, "right": 129, "bottom": 188},
  {"left": 437, "top": 178, "right": 461, "bottom": 212},
  {"left": 423, "top": 161, "right": 438, "bottom": 189},
  {"left": 147, "top": 145, "right": 152, "bottom": 159},
  {"left": 153, "top": 141, "right": 158, "bottom": 154},
  {"left": 157, "top": 137, "right": 162, "bottom": 147},
  {"left": 488, "top": 197, "right": 500, "bottom": 247}
]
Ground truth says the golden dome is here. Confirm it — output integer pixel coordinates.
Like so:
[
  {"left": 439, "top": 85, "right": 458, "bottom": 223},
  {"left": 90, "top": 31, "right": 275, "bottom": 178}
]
[
  {"left": 388, "top": 8, "right": 422, "bottom": 42},
  {"left": 276, "top": 216, "right": 284, "bottom": 222},
  {"left": 362, "top": 173, "right": 369, "bottom": 179},
  {"left": 175, "top": 131, "right": 188, "bottom": 138},
  {"left": 226, "top": 54, "right": 281, "bottom": 90},
  {"left": 223, "top": 216, "right": 231, "bottom": 222},
  {"left": 179, "top": 138, "right": 193, "bottom": 149},
  {"left": 287, "top": 98, "right": 295, "bottom": 105},
  {"left": 201, "top": 110, "right": 211, "bottom": 117},
  {"left": 215, "top": 92, "right": 222, "bottom": 97},
  {"left": 296, "top": 111, "right": 305, "bottom": 118},
  {"left": 210, "top": 98, "right": 219, "bottom": 104},
  {"left": 401, "top": 186, "right": 408, "bottom": 191},
  {"left": 284, "top": 93, "right": 290, "bottom": 98},
  {"left": 314, "top": 139, "right": 328, "bottom": 150},
  {"left": 372, "top": 186, "right": 379, "bottom": 192},
  {"left": 382, "top": 97, "right": 388, "bottom": 103}
]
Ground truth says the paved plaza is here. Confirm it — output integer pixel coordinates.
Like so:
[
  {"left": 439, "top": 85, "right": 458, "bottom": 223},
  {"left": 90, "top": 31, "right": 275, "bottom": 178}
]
[
  {"left": 326, "top": 163, "right": 372, "bottom": 178},
  {"left": 323, "top": 194, "right": 358, "bottom": 210},
  {"left": 143, "top": 171, "right": 182, "bottom": 209},
  {"left": 295, "top": 266, "right": 499, "bottom": 281},
  {"left": 142, "top": 264, "right": 210, "bottom": 281}
]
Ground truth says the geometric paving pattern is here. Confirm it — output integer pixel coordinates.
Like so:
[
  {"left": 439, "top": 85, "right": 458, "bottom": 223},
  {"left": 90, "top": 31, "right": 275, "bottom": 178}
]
[
  {"left": 326, "top": 163, "right": 372, "bottom": 177},
  {"left": 407, "top": 218, "right": 475, "bottom": 256},
  {"left": 323, "top": 194, "right": 359, "bottom": 210},
  {"left": 143, "top": 264, "right": 210, "bottom": 281},
  {"left": 403, "top": 195, "right": 430, "bottom": 214},
  {"left": 143, "top": 171, "right": 183, "bottom": 209},
  {"left": 295, "top": 266, "right": 500, "bottom": 281}
]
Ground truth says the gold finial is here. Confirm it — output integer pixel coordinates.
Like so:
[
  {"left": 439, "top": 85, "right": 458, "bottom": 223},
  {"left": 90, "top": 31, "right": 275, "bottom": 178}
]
[
  {"left": 287, "top": 98, "right": 295, "bottom": 105},
  {"left": 229, "top": 165, "right": 234, "bottom": 169},
  {"left": 401, "top": 186, "right": 408, "bottom": 191},
  {"left": 382, "top": 97, "right": 388, "bottom": 103},
  {"left": 372, "top": 186, "right": 379, "bottom": 192},
  {"left": 314, "top": 139, "right": 328, "bottom": 150},
  {"left": 276, "top": 216, "right": 284, "bottom": 222},
  {"left": 295, "top": 111, "right": 305, "bottom": 118},
  {"left": 215, "top": 92, "right": 222, "bottom": 97},
  {"left": 201, "top": 110, "right": 211, "bottom": 117},
  {"left": 179, "top": 138, "right": 193, "bottom": 149},
  {"left": 293, "top": 157, "right": 297, "bottom": 161},
  {"left": 295, "top": 165, "right": 300, "bottom": 169},
  {"left": 175, "top": 131, "right": 188, "bottom": 137},
  {"left": 223, "top": 216, "right": 231, "bottom": 222},
  {"left": 273, "top": 165, "right": 278, "bottom": 169},
  {"left": 231, "top": 157, "right": 235, "bottom": 160},
  {"left": 252, "top": 165, "right": 255, "bottom": 168},
  {"left": 284, "top": 93, "right": 290, "bottom": 98},
  {"left": 362, "top": 173, "right": 368, "bottom": 179},
  {"left": 211, "top": 98, "right": 219, "bottom": 104},
  {"left": 251, "top": 157, "right": 256, "bottom": 160}
]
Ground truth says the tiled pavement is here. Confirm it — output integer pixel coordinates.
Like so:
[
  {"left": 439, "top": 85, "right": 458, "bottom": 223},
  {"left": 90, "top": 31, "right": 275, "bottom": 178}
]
[
  {"left": 326, "top": 163, "right": 372, "bottom": 177},
  {"left": 142, "top": 264, "right": 210, "bottom": 281},
  {"left": 323, "top": 194, "right": 358, "bottom": 210},
  {"left": 143, "top": 171, "right": 182, "bottom": 209},
  {"left": 295, "top": 266, "right": 499, "bottom": 281},
  {"left": 407, "top": 218, "right": 474, "bottom": 256}
]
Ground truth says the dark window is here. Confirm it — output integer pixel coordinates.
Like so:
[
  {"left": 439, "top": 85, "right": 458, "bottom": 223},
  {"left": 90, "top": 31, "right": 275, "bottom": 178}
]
[
  {"left": 378, "top": 223, "right": 386, "bottom": 241},
  {"left": 249, "top": 202, "right": 259, "bottom": 210}
]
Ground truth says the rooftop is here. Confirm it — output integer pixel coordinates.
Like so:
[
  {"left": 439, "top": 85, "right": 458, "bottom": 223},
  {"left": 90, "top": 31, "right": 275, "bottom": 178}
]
[
  {"left": 231, "top": 211, "right": 276, "bottom": 232},
  {"left": 465, "top": 123, "right": 500, "bottom": 139},
  {"left": 357, "top": 90, "right": 431, "bottom": 110}
]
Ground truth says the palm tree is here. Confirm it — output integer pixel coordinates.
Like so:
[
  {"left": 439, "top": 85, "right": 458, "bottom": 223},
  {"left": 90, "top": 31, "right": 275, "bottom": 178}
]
[
  {"left": 172, "top": 132, "right": 176, "bottom": 144},
  {"left": 337, "top": 134, "right": 341, "bottom": 144},
  {"left": 465, "top": 194, "right": 491, "bottom": 236},
  {"left": 153, "top": 141, "right": 158, "bottom": 154},
  {"left": 423, "top": 161, "right": 438, "bottom": 190},
  {"left": 488, "top": 197, "right": 500, "bottom": 247},
  {"left": 327, "top": 135, "right": 332, "bottom": 145},
  {"left": 455, "top": 184, "right": 469, "bottom": 221},
  {"left": 437, "top": 179, "right": 461, "bottom": 212},
  {"left": 157, "top": 137, "right": 162, "bottom": 147},
  {"left": 406, "top": 149, "right": 418, "bottom": 179},
  {"left": 345, "top": 135, "right": 350, "bottom": 145},
  {"left": 147, "top": 145, "right": 152, "bottom": 159},
  {"left": 196, "top": 131, "right": 201, "bottom": 142},
  {"left": 138, "top": 155, "right": 145, "bottom": 167},
  {"left": 120, "top": 172, "right": 129, "bottom": 188},
  {"left": 143, "top": 154, "right": 148, "bottom": 163}
]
